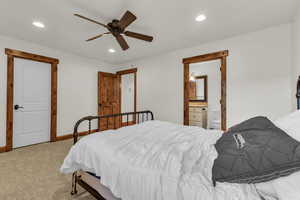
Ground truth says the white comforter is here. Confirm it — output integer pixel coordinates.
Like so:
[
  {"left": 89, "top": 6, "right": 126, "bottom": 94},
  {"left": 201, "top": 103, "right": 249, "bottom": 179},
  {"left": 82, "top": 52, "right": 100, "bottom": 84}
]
[{"left": 61, "top": 121, "right": 261, "bottom": 200}]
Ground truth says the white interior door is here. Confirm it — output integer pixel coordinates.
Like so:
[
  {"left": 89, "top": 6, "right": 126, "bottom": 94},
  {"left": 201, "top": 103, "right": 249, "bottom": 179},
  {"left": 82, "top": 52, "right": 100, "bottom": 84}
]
[
  {"left": 121, "top": 73, "right": 135, "bottom": 122},
  {"left": 13, "top": 58, "right": 51, "bottom": 148}
]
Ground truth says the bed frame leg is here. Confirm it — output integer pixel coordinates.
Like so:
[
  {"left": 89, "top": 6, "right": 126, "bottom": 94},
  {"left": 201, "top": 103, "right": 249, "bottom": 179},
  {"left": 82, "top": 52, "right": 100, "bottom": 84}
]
[{"left": 71, "top": 172, "right": 78, "bottom": 195}]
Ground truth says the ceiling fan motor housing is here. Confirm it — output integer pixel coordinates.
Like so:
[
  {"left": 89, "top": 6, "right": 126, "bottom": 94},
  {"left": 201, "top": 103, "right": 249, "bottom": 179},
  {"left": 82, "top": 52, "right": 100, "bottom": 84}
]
[{"left": 108, "top": 19, "right": 124, "bottom": 36}]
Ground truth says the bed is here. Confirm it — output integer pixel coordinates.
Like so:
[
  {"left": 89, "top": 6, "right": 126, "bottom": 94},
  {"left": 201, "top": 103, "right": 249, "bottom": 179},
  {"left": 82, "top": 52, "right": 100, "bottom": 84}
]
[
  {"left": 61, "top": 110, "right": 265, "bottom": 200},
  {"left": 61, "top": 77, "right": 300, "bottom": 200}
]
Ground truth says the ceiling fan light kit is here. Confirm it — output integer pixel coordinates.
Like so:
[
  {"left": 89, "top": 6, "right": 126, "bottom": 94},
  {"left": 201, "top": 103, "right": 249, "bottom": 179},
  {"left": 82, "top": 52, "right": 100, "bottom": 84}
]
[{"left": 74, "top": 10, "right": 154, "bottom": 51}]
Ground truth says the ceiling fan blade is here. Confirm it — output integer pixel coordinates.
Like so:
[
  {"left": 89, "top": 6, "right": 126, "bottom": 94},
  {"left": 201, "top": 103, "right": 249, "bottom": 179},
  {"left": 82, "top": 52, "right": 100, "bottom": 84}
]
[
  {"left": 115, "top": 35, "right": 129, "bottom": 50},
  {"left": 124, "top": 31, "right": 153, "bottom": 42},
  {"left": 119, "top": 11, "right": 137, "bottom": 29},
  {"left": 86, "top": 32, "right": 111, "bottom": 42},
  {"left": 74, "top": 14, "right": 108, "bottom": 28}
]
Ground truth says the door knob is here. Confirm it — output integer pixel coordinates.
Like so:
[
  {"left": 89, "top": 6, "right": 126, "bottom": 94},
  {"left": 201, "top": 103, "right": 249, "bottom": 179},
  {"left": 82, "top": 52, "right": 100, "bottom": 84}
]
[{"left": 14, "top": 105, "right": 24, "bottom": 110}]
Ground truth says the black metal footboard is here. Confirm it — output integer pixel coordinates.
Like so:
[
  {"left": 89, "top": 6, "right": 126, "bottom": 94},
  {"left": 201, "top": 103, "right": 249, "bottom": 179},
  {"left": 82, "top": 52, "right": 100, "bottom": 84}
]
[
  {"left": 70, "top": 110, "right": 154, "bottom": 198},
  {"left": 73, "top": 110, "right": 154, "bottom": 144}
]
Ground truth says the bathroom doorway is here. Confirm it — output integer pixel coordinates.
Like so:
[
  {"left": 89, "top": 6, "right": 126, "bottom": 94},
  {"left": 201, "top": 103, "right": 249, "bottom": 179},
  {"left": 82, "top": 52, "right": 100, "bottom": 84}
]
[{"left": 183, "top": 50, "right": 228, "bottom": 130}]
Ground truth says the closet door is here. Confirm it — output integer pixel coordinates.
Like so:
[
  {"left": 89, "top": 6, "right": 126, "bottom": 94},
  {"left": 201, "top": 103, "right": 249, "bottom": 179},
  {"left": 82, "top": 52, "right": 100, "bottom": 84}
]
[{"left": 13, "top": 58, "right": 51, "bottom": 148}]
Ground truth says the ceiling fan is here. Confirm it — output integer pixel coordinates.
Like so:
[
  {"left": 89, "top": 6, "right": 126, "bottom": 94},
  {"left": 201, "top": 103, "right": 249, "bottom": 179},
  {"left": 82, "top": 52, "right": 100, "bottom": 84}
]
[{"left": 74, "top": 10, "right": 153, "bottom": 51}]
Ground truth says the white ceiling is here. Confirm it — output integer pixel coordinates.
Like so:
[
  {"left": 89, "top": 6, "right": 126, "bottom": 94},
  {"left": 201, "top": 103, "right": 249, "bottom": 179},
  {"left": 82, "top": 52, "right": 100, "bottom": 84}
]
[{"left": 0, "top": 0, "right": 299, "bottom": 64}]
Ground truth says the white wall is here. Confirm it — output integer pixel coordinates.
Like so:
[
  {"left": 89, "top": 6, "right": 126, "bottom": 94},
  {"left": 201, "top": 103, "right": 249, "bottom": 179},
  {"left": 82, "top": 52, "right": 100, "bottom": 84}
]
[
  {"left": 115, "top": 24, "right": 293, "bottom": 127},
  {"left": 0, "top": 35, "right": 113, "bottom": 147},
  {"left": 292, "top": 8, "right": 300, "bottom": 110},
  {"left": 1, "top": 23, "right": 294, "bottom": 147}
]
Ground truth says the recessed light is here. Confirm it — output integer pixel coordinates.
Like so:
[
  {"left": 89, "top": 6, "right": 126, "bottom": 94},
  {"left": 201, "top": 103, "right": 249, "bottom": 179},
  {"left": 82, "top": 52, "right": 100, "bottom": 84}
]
[
  {"left": 195, "top": 14, "right": 207, "bottom": 22},
  {"left": 108, "top": 48, "right": 116, "bottom": 53},
  {"left": 32, "top": 21, "right": 45, "bottom": 28}
]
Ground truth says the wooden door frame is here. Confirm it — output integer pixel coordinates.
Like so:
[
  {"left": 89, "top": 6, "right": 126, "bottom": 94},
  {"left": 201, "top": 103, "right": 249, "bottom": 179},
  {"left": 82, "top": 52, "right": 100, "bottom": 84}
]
[
  {"left": 97, "top": 69, "right": 137, "bottom": 128},
  {"left": 116, "top": 68, "right": 138, "bottom": 122},
  {"left": 183, "top": 50, "right": 228, "bottom": 130},
  {"left": 4, "top": 48, "right": 59, "bottom": 152}
]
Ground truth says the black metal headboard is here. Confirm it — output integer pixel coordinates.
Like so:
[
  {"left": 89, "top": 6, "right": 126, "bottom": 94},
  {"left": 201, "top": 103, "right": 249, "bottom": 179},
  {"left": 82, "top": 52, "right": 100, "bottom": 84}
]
[
  {"left": 73, "top": 110, "right": 154, "bottom": 144},
  {"left": 297, "top": 76, "right": 300, "bottom": 110}
]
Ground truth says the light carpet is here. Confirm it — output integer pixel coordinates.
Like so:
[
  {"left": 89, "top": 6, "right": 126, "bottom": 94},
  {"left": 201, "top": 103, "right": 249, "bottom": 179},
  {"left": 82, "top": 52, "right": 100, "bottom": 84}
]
[{"left": 0, "top": 140, "right": 95, "bottom": 200}]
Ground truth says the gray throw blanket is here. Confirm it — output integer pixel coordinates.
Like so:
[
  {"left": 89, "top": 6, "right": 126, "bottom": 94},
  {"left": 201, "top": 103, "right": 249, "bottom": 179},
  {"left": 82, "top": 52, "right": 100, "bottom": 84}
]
[{"left": 212, "top": 116, "right": 300, "bottom": 186}]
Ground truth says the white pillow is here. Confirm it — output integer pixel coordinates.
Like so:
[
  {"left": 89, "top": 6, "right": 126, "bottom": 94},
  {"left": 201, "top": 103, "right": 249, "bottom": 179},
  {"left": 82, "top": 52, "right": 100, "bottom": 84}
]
[
  {"left": 256, "top": 110, "right": 300, "bottom": 200},
  {"left": 274, "top": 110, "right": 300, "bottom": 142},
  {"left": 255, "top": 182, "right": 278, "bottom": 200},
  {"left": 256, "top": 171, "right": 300, "bottom": 200}
]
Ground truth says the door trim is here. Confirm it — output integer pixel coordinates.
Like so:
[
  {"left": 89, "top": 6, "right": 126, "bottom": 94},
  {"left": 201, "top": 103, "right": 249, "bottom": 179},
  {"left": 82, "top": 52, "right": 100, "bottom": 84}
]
[
  {"left": 183, "top": 50, "right": 228, "bottom": 131},
  {"left": 116, "top": 68, "right": 137, "bottom": 121},
  {"left": 5, "top": 48, "right": 59, "bottom": 152}
]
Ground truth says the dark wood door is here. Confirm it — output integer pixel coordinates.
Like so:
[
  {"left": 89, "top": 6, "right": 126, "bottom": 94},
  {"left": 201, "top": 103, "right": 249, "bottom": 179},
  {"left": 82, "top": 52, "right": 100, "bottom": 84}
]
[{"left": 98, "top": 72, "right": 121, "bottom": 130}]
